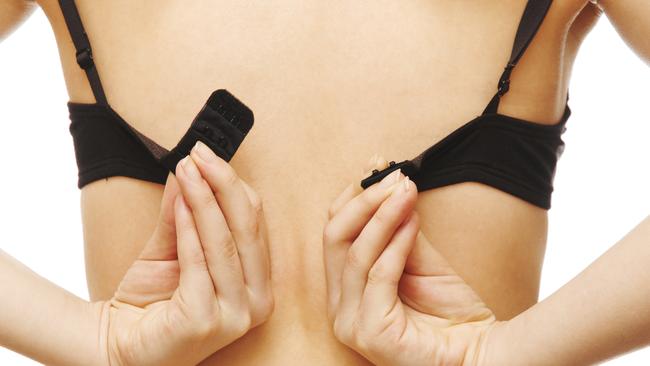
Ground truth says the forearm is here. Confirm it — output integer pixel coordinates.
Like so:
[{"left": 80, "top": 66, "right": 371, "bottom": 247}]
[
  {"left": 0, "top": 250, "right": 107, "bottom": 366},
  {"left": 485, "top": 215, "right": 650, "bottom": 365},
  {"left": 601, "top": 0, "right": 650, "bottom": 65}
]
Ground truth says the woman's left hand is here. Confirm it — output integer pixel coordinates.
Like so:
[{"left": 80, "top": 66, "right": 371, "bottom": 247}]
[{"left": 323, "top": 157, "right": 498, "bottom": 366}]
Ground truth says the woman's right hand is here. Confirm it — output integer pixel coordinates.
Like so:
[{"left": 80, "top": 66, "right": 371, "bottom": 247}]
[{"left": 104, "top": 142, "right": 273, "bottom": 366}]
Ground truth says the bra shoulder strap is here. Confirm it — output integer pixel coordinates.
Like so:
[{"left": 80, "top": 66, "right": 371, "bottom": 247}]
[
  {"left": 483, "top": 0, "right": 554, "bottom": 115},
  {"left": 57, "top": 1, "right": 255, "bottom": 177},
  {"left": 58, "top": 0, "right": 108, "bottom": 105},
  {"left": 57, "top": 1, "right": 176, "bottom": 165}
]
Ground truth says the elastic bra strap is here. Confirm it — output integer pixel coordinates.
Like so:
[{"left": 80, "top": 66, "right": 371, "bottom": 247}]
[
  {"left": 58, "top": 0, "right": 108, "bottom": 106},
  {"left": 483, "top": 0, "right": 554, "bottom": 115},
  {"left": 57, "top": 0, "right": 176, "bottom": 166}
]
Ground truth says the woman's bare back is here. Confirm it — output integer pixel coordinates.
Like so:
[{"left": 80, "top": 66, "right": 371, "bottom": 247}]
[{"left": 37, "top": 0, "right": 599, "bottom": 364}]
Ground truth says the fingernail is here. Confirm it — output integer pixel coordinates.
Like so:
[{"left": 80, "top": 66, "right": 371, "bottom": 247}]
[
  {"left": 402, "top": 176, "right": 412, "bottom": 193},
  {"left": 378, "top": 170, "right": 403, "bottom": 188},
  {"left": 366, "top": 154, "right": 378, "bottom": 167},
  {"left": 192, "top": 141, "right": 214, "bottom": 162},
  {"left": 363, "top": 154, "right": 379, "bottom": 174},
  {"left": 181, "top": 157, "right": 201, "bottom": 181}
]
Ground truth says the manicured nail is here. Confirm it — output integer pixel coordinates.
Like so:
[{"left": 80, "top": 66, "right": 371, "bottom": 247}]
[
  {"left": 378, "top": 170, "right": 403, "bottom": 188},
  {"left": 181, "top": 156, "right": 201, "bottom": 181},
  {"left": 192, "top": 141, "right": 214, "bottom": 162},
  {"left": 179, "top": 156, "right": 189, "bottom": 169},
  {"left": 371, "top": 154, "right": 380, "bottom": 167},
  {"left": 363, "top": 154, "right": 379, "bottom": 174}
]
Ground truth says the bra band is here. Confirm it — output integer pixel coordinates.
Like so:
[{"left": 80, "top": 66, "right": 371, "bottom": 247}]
[
  {"left": 58, "top": 0, "right": 254, "bottom": 174},
  {"left": 59, "top": 0, "right": 564, "bottom": 209},
  {"left": 361, "top": 0, "right": 566, "bottom": 210}
]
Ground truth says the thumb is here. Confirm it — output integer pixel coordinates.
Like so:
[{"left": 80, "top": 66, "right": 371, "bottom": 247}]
[
  {"left": 404, "top": 231, "right": 456, "bottom": 277},
  {"left": 139, "top": 173, "right": 181, "bottom": 260},
  {"left": 402, "top": 232, "right": 493, "bottom": 323}
]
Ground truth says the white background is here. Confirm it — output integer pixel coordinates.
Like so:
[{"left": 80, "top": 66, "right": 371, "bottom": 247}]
[{"left": 1, "top": 8, "right": 649, "bottom": 366}]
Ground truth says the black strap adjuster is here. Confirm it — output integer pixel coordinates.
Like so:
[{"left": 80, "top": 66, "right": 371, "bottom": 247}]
[
  {"left": 75, "top": 48, "right": 94, "bottom": 70},
  {"left": 497, "top": 63, "right": 515, "bottom": 96}
]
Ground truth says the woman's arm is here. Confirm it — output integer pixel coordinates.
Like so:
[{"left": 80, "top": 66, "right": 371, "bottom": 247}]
[
  {"left": 0, "top": 0, "right": 36, "bottom": 41},
  {"left": 484, "top": 215, "right": 650, "bottom": 365},
  {"left": 601, "top": 0, "right": 650, "bottom": 64},
  {"left": 324, "top": 157, "right": 650, "bottom": 365},
  {"left": 1, "top": 143, "right": 273, "bottom": 365},
  {"left": 0, "top": 250, "right": 106, "bottom": 365}
]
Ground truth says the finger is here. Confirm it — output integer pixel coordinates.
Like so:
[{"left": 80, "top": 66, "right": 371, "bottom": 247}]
[
  {"left": 399, "top": 231, "right": 483, "bottom": 319},
  {"left": 175, "top": 195, "right": 216, "bottom": 302},
  {"left": 326, "top": 169, "right": 403, "bottom": 243},
  {"left": 361, "top": 212, "right": 419, "bottom": 322},
  {"left": 176, "top": 156, "right": 247, "bottom": 310},
  {"left": 139, "top": 173, "right": 180, "bottom": 260},
  {"left": 239, "top": 179, "right": 275, "bottom": 326},
  {"left": 338, "top": 178, "right": 417, "bottom": 324},
  {"left": 399, "top": 233, "right": 489, "bottom": 322},
  {"left": 190, "top": 141, "right": 269, "bottom": 299},
  {"left": 240, "top": 180, "right": 271, "bottom": 281},
  {"left": 323, "top": 170, "right": 404, "bottom": 318},
  {"left": 328, "top": 155, "right": 388, "bottom": 219}
]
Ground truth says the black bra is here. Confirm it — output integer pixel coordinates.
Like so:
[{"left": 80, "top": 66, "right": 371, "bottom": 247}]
[
  {"left": 59, "top": 0, "right": 254, "bottom": 188},
  {"left": 59, "top": 0, "right": 567, "bottom": 209}
]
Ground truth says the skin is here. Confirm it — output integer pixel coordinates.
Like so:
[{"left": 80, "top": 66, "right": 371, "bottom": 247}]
[
  {"left": 48, "top": 1, "right": 597, "bottom": 337},
  {"left": 323, "top": 165, "right": 495, "bottom": 366},
  {"left": 485, "top": 215, "right": 650, "bottom": 365},
  {"left": 323, "top": 158, "right": 650, "bottom": 365},
  {"left": 0, "top": 143, "right": 274, "bottom": 366},
  {"left": 3, "top": 150, "right": 650, "bottom": 366},
  {"left": 602, "top": 0, "right": 650, "bottom": 65},
  {"left": 0, "top": 0, "right": 35, "bottom": 40},
  {"left": 1, "top": 0, "right": 649, "bottom": 364},
  {"left": 52, "top": 1, "right": 593, "bottom": 328}
]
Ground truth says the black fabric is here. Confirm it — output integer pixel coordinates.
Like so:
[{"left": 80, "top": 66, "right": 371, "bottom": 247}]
[
  {"left": 360, "top": 108, "right": 569, "bottom": 209},
  {"left": 485, "top": 0, "right": 554, "bottom": 114},
  {"left": 58, "top": 0, "right": 107, "bottom": 105},
  {"left": 67, "top": 90, "right": 254, "bottom": 188},
  {"left": 59, "top": 1, "right": 173, "bottom": 164},
  {"left": 68, "top": 103, "right": 169, "bottom": 187},
  {"left": 160, "top": 90, "right": 254, "bottom": 173},
  {"left": 61, "top": 0, "right": 565, "bottom": 209},
  {"left": 509, "top": 0, "right": 554, "bottom": 66},
  {"left": 362, "top": 0, "right": 567, "bottom": 209},
  {"left": 58, "top": 0, "right": 254, "bottom": 188},
  {"left": 416, "top": 110, "right": 567, "bottom": 209}
]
